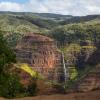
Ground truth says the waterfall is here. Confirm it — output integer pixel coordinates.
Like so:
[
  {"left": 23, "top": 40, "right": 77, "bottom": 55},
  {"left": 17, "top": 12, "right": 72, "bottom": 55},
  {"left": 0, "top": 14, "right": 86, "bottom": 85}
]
[{"left": 62, "top": 52, "right": 69, "bottom": 82}]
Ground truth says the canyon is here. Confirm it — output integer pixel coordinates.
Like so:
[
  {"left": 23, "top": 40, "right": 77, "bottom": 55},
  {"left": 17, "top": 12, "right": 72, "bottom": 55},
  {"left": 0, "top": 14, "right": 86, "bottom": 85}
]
[{"left": 14, "top": 33, "right": 100, "bottom": 92}]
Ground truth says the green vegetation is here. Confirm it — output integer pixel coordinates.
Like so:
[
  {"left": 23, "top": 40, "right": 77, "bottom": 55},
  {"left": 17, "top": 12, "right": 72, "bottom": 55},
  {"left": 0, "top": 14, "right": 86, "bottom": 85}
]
[
  {"left": 0, "top": 32, "right": 16, "bottom": 71},
  {"left": 50, "top": 22, "right": 100, "bottom": 45},
  {"left": 16, "top": 63, "right": 43, "bottom": 79},
  {"left": 0, "top": 12, "right": 100, "bottom": 97},
  {"left": 0, "top": 32, "right": 22, "bottom": 98},
  {"left": 0, "top": 13, "right": 58, "bottom": 34},
  {"left": 69, "top": 67, "right": 78, "bottom": 80},
  {"left": 0, "top": 33, "right": 38, "bottom": 98},
  {"left": 6, "top": 32, "right": 23, "bottom": 47},
  {"left": 20, "top": 63, "right": 38, "bottom": 77},
  {"left": 0, "top": 12, "right": 100, "bottom": 48},
  {"left": 0, "top": 74, "right": 23, "bottom": 98}
]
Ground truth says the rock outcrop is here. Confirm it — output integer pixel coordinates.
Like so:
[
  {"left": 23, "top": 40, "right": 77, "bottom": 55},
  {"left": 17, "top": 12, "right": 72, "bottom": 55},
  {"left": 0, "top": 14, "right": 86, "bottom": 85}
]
[{"left": 15, "top": 33, "right": 62, "bottom": 82}]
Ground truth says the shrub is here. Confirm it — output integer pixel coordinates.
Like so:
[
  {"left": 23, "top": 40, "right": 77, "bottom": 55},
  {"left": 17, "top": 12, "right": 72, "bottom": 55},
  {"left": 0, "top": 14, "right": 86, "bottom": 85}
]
[{"left": 0, "top": 74, "right": 23, "bottom": 98}]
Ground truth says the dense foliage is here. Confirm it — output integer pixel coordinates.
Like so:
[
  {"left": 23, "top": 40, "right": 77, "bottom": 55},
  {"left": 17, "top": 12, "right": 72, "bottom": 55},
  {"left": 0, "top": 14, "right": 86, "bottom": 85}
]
[
  {"left": 0, "top": 73, "right": 23, "bottom": 98},
  {"left": 0, "top": 33, "right": 37, "bottom": 98},
  {"left": 0, "top": 32, "right": 21, "bottom": 98},
  {"left": 0, "top": 13, "right": 58, "bottom": 34},
  {"left": 6, "top": 33, "right": 23, "bottom": 47},
  {"left": 49, "top": 22, "right": 100, "bottom": 45},
  {"left": 0, "top": 12, "right": 99, "bottom": 34},
  {"left": 0, "top": 33, "right": 16, "bottom": 71}
]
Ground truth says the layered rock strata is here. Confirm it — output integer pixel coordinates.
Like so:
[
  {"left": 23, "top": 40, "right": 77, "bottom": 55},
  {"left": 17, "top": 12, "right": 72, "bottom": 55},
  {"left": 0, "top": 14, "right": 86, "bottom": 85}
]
[{"left": 15, "top": 33, "right": 62, "bottom": 82}]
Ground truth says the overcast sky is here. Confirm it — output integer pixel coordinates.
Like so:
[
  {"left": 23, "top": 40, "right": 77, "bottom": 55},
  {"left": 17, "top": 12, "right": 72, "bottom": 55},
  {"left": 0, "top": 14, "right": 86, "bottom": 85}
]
[{"left": 0, "top": 0, "right": 100, "bottom": 16}]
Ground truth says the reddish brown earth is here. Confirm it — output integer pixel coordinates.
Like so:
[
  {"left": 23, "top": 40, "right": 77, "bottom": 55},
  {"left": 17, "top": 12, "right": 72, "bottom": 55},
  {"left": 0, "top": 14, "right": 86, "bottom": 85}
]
[
  {"left": 15, "top": 33, "right": 61, "bottom": 81},
  {"left": 0, "top": 90, "right": 100, "bottom": 100}
]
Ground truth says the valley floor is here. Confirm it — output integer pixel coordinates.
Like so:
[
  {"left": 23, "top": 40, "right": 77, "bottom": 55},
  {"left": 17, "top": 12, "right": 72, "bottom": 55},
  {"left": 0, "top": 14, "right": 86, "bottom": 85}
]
[{"left": 0, "top": 90, "right": 100, "bottom": 100}]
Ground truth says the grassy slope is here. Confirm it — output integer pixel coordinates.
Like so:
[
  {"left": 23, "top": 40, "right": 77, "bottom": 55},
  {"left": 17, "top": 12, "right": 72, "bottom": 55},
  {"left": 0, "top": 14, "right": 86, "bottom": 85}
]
[{"left": 15, "top": 63, "right": 43, "bottom": 79}]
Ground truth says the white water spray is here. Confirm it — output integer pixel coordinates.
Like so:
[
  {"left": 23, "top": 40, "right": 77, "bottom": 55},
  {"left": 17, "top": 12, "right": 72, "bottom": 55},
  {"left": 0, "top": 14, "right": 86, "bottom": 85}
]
[{"left": 62, "top": 52, "right": 69, "bottom": 82}]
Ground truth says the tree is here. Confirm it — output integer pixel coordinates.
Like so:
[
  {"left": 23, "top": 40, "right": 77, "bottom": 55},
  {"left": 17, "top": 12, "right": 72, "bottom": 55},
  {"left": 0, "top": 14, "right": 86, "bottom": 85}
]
[
  {"left": 0, "top": 32, "right": 22, "bottom": 98},
  {"left": 6, "top": 32, "right": 23, "bottom": 47},
  {"left": 0, "top": 74, "right": 23, "bottom": 98},
  {"left": 0, "top": 32, "right": 16, "bottom": 73}
]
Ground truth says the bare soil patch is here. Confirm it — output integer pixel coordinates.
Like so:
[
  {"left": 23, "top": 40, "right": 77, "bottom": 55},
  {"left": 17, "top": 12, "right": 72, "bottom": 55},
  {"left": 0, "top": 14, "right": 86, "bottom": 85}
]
[{"left": 1, "top": 90, "right": 100, "bottom": 100}]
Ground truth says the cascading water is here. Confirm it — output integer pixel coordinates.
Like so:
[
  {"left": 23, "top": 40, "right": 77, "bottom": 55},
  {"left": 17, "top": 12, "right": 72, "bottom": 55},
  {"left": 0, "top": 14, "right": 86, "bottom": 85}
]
[{"left": 62, "top": 52, "right": 69, "bottom": 82}]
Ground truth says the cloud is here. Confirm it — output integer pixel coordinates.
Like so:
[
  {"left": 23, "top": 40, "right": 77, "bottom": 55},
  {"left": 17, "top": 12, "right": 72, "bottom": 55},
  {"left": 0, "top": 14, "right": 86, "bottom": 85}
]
[
  {"left": 0, "top": 0, "right": 100, "bottom": 15},
  {"left": 0, "top": 2, "right": 23, "bottom": 11},
  {"left": 26, "top": 0, "right": 49, "bottom": 12}
]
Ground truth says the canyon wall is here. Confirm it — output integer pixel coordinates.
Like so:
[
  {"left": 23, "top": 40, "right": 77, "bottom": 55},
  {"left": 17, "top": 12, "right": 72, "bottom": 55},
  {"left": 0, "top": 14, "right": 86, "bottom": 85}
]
[
  {"left": 15, "top": 33, "right": 100, "bottom": 92},
  {"left": 15, "top": 33, "right": 62, "bottom": 82}
]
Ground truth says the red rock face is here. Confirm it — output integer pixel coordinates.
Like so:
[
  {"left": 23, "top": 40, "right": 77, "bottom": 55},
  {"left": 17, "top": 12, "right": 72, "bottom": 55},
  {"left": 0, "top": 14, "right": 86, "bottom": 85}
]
[{"left": 15, "top": 33, "right": 61, "bottom": 81}]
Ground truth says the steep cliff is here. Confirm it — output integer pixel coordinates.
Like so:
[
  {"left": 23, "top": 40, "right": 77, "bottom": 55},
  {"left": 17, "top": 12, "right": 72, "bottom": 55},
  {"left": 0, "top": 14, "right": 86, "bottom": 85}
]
[
  {"left": 15, "top": 33, "right": 62, "bottom": 82},
  {"left": 15, "top": 33, "right": 100, "bottom": 92}
]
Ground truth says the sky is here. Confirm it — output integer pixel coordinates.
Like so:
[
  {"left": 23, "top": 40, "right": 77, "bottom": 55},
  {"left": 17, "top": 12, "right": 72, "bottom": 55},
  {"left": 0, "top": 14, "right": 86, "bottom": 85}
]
[{"left": 0, "top": 0, "right": 100, "bottom": 16}]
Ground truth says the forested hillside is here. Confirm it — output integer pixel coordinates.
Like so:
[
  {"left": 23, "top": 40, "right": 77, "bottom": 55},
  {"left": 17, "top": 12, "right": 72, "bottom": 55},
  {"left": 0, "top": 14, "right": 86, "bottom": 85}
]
[
  {"left": 49, "top": 21, "right": 100, "bottom": 45},
  {"left": 0, "top": 11, "right": 100, "bottom": 35},
  {"left": 0, "top": 11, "right": 99, "bottom": 47}
]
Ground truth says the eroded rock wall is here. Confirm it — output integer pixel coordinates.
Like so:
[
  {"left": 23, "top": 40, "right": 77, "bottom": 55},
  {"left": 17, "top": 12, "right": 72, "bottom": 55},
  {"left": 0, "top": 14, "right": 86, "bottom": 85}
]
[{"left": 15, "top": 33, "right": 62, "bottom": 81}]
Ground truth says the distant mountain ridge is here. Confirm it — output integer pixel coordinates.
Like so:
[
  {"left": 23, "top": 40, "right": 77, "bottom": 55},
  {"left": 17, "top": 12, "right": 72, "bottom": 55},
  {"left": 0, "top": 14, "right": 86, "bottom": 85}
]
[
  {"left": 60, "top": 15, "right": 100, "bottom": 25},
  {"left": 0, "top": 11, "right": 99, "bottom": 21},
  {"left": 0, "top": 11, "right": 100, "bottom": 33}
]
